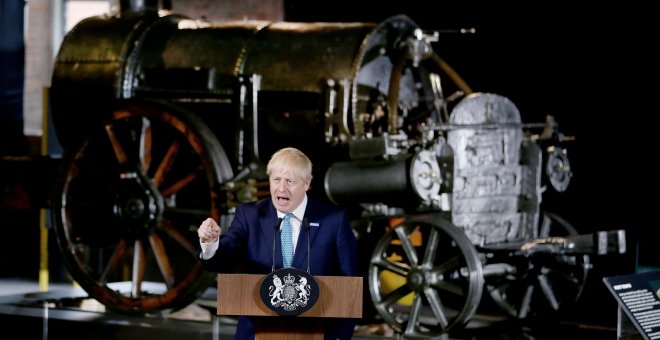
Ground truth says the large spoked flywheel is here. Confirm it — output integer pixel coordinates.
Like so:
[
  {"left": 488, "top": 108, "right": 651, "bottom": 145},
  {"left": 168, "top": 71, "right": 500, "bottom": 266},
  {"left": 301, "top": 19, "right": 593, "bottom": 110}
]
[
  {"left": 368, "top": 214, "right": 484, "bottom": 338},
  {"left": 484, "top": 211, "right": 591, "bottom": 319},
  {"left": 52, "top": 100, "right": 233, "bottom": 314}
]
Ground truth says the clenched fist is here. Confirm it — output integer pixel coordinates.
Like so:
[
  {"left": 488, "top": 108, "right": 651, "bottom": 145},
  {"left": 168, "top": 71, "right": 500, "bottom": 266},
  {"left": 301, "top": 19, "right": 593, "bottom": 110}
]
[{"left": 198, "top": 217, "right": 221, "bottom": 243}]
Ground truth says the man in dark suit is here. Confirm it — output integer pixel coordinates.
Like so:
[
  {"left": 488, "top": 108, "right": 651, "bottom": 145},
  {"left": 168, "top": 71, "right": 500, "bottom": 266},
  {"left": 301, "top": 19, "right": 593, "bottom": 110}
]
[{"left": 197, "top": 147, "right": 359, "bottom": 339}]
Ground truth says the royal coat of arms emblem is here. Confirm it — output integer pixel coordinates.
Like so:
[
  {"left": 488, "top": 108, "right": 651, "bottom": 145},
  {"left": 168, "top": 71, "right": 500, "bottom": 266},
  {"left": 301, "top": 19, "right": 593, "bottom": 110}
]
[{"left": 260, "top": 267, "right": 319, "bottom": 315}]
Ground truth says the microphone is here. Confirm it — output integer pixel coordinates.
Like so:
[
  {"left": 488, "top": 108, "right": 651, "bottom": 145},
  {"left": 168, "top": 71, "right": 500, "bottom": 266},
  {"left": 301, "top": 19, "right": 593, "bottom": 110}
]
[
  {"left": 303, "top": 218, "right": 312, "bottom": 274},
  {"left": 271, "top": 217, "right": 283, "bottom": 272}
]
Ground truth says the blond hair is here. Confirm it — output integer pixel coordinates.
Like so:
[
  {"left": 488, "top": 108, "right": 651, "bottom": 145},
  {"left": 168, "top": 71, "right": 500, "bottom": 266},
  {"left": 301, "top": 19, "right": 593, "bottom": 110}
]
[{"left": 266, "top": 147, "right": 313, "bottom": 183}]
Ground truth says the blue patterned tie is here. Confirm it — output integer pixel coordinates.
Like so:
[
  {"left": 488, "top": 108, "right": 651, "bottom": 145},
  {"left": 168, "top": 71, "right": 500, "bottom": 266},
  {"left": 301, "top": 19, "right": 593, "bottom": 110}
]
[{"left": 281, "top": 213, "right": 294, "bottom": 267}]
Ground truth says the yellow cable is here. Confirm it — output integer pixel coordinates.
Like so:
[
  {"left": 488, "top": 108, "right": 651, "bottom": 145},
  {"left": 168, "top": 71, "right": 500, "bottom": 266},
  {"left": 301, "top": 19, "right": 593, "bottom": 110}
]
[{"left": 38, "top": 87, "right": 49, "bottom": 292}]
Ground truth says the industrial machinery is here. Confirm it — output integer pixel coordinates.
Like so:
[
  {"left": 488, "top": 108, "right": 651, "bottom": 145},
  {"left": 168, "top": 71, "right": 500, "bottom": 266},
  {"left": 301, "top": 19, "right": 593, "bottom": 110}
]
[{"left": 48, "top": 5, "right": 626, "bottom": 338}]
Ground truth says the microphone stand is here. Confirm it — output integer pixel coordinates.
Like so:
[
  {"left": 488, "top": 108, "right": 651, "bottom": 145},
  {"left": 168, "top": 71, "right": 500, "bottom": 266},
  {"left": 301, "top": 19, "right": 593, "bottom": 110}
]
[
  {"left": 271, "top": 217, "right": 283, "bottom": 272},
  {"left": 304, "top": 218, "right": 311, "bottom": 274}
]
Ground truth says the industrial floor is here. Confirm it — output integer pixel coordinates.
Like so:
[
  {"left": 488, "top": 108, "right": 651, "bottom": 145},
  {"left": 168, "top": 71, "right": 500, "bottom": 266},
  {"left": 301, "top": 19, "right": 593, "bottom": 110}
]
[{"left": 0, "top": 277, "right": 634, "bottom": 340}]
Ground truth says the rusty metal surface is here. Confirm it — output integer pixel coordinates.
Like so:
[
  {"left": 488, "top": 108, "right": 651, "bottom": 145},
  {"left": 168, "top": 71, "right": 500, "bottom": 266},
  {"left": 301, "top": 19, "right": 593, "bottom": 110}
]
[{"left": 447, "top": 93, "right": 538, "bottom": 245}]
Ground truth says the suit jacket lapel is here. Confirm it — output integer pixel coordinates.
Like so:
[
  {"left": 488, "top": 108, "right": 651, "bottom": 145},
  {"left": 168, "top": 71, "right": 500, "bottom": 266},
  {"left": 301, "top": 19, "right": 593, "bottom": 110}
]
[
  {"left": 259, "top": 200, "right": 281, "bottom": 270},
  {"left": 292, "top": 221, "right": 310, "bottom": 269},
  {"left": 292, "top": 200, "right": 321, "bottom": 269}
]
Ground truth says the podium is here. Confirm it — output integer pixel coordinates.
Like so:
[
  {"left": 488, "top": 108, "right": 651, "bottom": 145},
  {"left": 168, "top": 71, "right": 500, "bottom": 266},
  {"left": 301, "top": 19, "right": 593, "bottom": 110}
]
[{"left": 217, "top": 274, "right": 363, "bottom": 339}]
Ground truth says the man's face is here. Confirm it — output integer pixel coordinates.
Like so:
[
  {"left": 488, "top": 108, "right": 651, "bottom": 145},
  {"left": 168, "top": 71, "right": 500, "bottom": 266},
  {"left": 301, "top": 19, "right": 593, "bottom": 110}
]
[{"left": 269, "top": 167, "right": 310, "bottom": 213}]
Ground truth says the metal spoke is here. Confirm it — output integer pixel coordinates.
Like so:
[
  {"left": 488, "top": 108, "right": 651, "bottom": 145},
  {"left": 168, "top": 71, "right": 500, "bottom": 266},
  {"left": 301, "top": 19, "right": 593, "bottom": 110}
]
[
  {"left": 153, "top": 140, "right": 180, "bottom": 188},
  {"left": 537, "top": 273, "right": 559, "bottom": 310},
  {"left": 394, "top": 226, "right": 419, "bottom": 266},
  {"left": 139, "top": 117, "right": 152, "bottom": 172},
  {"left": 404, "top": 295, "right": 424, "bottom": 335},
  {"left": 372, "top": 256, "right": 410, "bottom": 277},
  {"left": 105, "top": 124, "right": 129, "bottom": 165},
  {"left": 518, "top": 284, "right": 534, "bottom": 319},
  {"left": 159, "top": 219, "right": 197, "bottom": 257},
  {"left": 422, "top": 227, "right": 440, "bottom": 266},
  {"left": 433, "top": 255, "right": 460, "bottom": 275},
  {"left": 100, "top": 239, "right": 128, "bottom": 283},
  {"left": 131, "top": 239, "right": 146, "bottom": 298},
  {"left": 424, "top": 286, "right": 449, "bottom": 327},
  {"left": 380, "top": 284, "right": 413, "bottom": 307},
  {"left": 160, "top": 166, "right": 202, "bottom": 197},
  {"left": 149, "top": 233, "right": 175, "bottom": 288}
]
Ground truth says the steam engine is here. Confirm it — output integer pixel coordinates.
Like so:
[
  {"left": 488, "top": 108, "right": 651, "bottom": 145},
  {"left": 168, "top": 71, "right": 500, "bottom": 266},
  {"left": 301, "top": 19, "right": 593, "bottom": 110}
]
[{"left": 48, "top": 7, "right": 623, "bottom": 338}]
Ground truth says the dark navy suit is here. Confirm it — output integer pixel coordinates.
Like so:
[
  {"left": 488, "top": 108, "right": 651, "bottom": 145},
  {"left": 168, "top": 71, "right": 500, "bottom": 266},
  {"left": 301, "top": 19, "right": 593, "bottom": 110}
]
[{"left": 199, "top": 195, "right": 359, "bottom": 339}]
